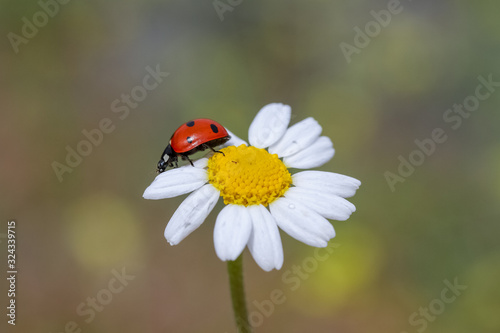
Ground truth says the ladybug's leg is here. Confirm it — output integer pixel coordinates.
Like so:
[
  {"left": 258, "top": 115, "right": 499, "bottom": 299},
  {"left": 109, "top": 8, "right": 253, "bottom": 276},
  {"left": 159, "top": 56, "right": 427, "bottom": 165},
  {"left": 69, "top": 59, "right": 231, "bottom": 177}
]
[
  {"left": 166, "top": 155, "right": 179, "bottom": 169},
  {"left": 181, "top": 154, "right": 195, "bottom": 167},
  {"left": 203, "top": 144, "right": 225, "bottom": 156}
]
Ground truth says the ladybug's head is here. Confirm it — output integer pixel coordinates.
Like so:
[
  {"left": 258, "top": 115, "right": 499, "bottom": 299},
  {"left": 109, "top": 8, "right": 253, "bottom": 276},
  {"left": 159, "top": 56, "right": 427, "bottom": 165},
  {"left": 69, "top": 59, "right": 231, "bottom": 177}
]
[
  {"left": 157, "top": 159, "right": 167, "bottom": 173},
  {"left": 157, "top": 144, "right": 176, "bottom": 173}
]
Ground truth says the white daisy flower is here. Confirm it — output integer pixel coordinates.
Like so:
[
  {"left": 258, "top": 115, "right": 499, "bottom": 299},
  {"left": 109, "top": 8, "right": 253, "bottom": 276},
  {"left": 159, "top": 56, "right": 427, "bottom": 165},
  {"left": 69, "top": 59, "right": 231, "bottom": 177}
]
[{"left": 143, "top": 103, "right": 361, "bottom": 271}]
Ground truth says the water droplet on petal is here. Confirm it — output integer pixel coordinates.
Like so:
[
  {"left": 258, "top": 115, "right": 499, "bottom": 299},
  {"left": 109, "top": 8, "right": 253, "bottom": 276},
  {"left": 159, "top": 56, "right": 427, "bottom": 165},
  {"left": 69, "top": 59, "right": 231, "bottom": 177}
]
[{"left": 288, "top": 203, "right": 295, "bottom": 209}]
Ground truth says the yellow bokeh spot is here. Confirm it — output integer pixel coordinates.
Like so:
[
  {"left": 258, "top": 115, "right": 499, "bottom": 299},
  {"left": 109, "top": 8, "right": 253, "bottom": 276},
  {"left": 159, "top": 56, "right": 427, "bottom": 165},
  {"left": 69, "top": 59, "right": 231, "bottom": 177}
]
[
  {"left": 288, "top": 226, "right": 383, "bottom": 315},
  {"left": 208, "top": 145, "right": 292, "bottom": 206},
  {"left": 64, "top": 194, "right": 142, "bottom": 269},
  {"left": 461, "top": 251, "right": 500, "bottom": 330}
]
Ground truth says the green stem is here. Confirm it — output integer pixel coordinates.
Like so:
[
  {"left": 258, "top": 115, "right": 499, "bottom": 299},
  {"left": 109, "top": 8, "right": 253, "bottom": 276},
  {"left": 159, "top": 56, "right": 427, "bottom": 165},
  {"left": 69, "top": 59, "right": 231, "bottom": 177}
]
[{"left": 227, "top": 254, "right": 252, "bottom": 333}]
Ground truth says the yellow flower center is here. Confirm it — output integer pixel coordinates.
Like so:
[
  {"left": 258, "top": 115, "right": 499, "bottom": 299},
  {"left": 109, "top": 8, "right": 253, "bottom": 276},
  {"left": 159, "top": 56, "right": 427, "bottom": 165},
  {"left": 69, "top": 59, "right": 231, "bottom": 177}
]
[{"left": 208, "top": 145, "right": 292, "bottom": 206}]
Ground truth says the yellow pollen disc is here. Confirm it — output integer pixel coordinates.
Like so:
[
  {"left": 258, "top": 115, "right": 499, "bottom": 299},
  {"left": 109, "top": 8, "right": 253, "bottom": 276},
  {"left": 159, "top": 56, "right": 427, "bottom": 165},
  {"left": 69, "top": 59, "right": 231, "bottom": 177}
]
[{"left": 208, "top": 145, "right": 292, "bottom": 206}]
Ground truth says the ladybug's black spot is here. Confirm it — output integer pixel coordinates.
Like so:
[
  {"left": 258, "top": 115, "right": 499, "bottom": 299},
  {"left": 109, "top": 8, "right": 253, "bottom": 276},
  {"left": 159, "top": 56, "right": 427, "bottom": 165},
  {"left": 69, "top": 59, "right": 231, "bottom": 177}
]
[
  {"left": 186, "top": 136, "right": 193, "bottom": 143},
  {"left": 210, "top": 124, "right": 219, "bottom": 133},
  {"left": 186, "top": 121, "right": 195, "bottom": 127}
]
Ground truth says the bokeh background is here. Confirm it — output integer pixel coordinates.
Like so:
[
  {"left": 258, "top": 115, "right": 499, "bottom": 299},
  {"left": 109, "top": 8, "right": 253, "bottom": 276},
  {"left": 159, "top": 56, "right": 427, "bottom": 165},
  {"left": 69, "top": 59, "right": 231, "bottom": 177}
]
[{"left": 2, "top": 0, "right": 500, "bottom": 332}]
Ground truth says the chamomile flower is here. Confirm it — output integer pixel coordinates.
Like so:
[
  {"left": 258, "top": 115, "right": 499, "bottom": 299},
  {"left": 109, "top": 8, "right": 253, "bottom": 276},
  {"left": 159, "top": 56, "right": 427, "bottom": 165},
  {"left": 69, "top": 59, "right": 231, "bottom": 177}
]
[{"left": 143, "top": 103, "right": 360, "bottom": 271}]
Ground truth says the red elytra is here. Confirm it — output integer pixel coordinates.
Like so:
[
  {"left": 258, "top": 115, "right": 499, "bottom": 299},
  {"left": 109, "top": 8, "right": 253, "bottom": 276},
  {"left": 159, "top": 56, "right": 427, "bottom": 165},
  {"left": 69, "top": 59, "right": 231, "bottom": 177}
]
[
  {"left": 157, "top": 118, "right": 230, "bottom": 173},
  {"left": 171, "top": 118, "right": 229, "bottom": 153}
]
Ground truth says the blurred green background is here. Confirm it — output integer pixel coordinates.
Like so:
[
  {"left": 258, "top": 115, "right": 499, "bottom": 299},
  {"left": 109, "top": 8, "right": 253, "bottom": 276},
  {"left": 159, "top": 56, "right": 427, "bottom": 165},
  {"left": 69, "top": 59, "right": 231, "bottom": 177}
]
[{"left": 1, "top": 0, "right": 500, "bottom": 332}]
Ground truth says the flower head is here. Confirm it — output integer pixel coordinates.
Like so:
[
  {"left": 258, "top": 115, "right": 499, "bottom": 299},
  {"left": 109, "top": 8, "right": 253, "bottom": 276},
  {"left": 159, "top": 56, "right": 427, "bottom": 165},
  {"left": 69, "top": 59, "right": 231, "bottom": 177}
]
[
  {"left": 143, "top": 103, "right": 361, "bottom": 271},
  {"left": 208, "top": 145, "right": 292, "bottom": 206}
]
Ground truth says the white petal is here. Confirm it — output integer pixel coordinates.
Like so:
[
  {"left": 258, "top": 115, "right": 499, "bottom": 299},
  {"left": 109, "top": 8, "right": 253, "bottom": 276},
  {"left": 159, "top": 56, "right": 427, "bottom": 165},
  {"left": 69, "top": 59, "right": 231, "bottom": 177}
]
[
  {"left": 284, "top": 136, "right": 335, "bottom": 169},
  {"left": 269, "top": 197, "right": 335, "bottom": 247},
  {"left": 248, "top": 103, "right": 291, "bottom": 149},
  {"left": 247, "top": 205, "right": 283, "bottom": 271},
  {"left": 268, "top": 117, "right": 322, "bottom": 157},
  {"left": 292, "top": 171, "right": 361, "bottom": 198},
  {"left": 284, "top": 187, "right": 356, "bottom": 221},
  {"left": 143, "top": 164, "right": 208, "bottom": 200},
  {"left": 192, "top": 158, "right": 209, "bottom": 169},
  {"left": 213, "top": 205, "right": 252, "bottom": 261},
  {"left": 224, "top": 128, "right": 248, "bottom": 147},
  {"left": 164, "top": 184, "right": 220, "bottom": 245}
]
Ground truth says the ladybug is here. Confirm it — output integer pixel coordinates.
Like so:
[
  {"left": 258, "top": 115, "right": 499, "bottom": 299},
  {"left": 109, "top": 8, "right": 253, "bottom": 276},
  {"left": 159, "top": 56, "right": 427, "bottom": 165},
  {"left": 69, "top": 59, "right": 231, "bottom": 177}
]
[{"left": 157, "top": 118, "right": 231, "bottom": 173}]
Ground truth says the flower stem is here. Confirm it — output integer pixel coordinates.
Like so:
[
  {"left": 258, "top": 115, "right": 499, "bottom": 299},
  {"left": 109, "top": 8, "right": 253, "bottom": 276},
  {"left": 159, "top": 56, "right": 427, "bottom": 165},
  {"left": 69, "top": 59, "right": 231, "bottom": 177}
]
[{"left": 227, "top": 254, "right": 252, "bottom": 333}]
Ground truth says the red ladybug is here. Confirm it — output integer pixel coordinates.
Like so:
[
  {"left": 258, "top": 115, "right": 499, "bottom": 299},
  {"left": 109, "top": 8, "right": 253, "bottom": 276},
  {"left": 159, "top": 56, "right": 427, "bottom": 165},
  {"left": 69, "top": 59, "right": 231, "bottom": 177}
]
[{"left": 157, "top": 118, "right": 230, "bottom": 173}]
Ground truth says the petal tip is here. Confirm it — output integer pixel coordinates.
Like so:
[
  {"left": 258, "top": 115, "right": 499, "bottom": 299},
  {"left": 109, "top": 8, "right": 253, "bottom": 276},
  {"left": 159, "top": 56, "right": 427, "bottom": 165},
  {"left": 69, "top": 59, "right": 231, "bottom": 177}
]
[{"left": 142, "top": 189, "right": 154, "bottom": 200}]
